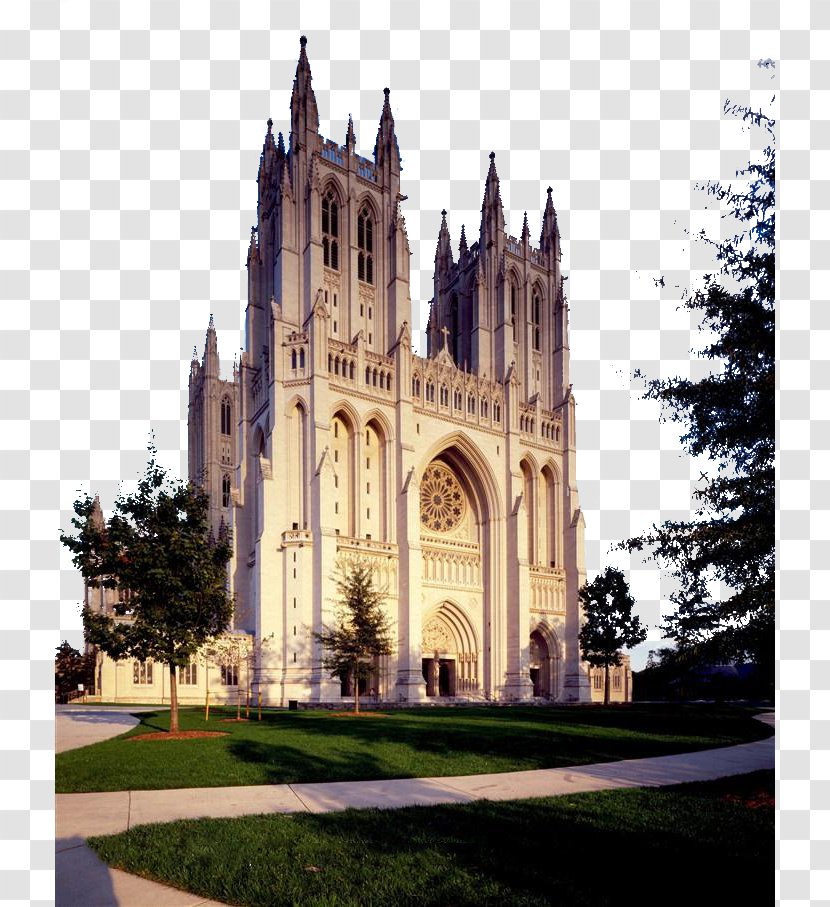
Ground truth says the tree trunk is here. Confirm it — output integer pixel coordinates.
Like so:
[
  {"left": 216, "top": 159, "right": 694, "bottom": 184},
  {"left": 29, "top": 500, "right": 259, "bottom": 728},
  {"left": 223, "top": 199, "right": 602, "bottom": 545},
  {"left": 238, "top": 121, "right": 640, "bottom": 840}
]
[
  {"left": 354, "top": 663, "right": 360, "bottom": 714},
  {"left": 604, "top": 663, "right": 610, "bottom": 707},
  {"left": 169, "top": 663, "right": 179, "bottom": 732}
]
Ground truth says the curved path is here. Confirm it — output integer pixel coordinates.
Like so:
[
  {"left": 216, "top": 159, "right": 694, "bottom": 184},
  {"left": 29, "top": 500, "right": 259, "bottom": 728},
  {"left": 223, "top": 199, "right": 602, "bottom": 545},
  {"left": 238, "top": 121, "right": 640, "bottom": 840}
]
[
  {"left": 55, "top": 705, "right": 166, "bottom": 754},
  {"left": 56, "top": 710, "right": 775, "bottom": 906}
]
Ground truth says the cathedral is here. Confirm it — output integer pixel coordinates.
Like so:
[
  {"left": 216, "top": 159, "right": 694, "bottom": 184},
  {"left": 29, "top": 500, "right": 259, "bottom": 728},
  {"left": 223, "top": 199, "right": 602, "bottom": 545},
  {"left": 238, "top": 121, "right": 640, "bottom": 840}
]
[{"left": 183, "top": 37, "right": 631, "bottom": 706}]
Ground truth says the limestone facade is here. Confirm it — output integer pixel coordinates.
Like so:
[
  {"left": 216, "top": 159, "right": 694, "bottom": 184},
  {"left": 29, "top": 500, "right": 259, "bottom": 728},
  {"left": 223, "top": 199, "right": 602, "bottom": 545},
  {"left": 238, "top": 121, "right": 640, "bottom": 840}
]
[{"left": 183, "top": 37, "right": 625, "bottom": 706}]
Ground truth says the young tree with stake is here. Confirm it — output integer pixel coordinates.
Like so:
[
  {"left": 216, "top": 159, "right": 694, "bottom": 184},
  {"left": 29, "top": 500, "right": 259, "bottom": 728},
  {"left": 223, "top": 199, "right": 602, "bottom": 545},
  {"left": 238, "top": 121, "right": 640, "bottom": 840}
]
[
  {"left": 60, "top": 442, "right": 234, "bottom": 733},
  {"left": 578, "top": 567, "right": 647, "bottom": 705}
]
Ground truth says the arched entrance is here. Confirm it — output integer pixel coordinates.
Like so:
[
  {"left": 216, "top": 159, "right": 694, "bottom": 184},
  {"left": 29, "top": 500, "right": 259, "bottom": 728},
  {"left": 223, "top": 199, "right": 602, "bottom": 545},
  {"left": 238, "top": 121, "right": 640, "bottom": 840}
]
[
  {"left": 421, "top": 602, "right": 479, "bottom": 698},
  {"left": 529, "top": 624, "right": 561, "bottom": 699},
  {"left": 413, "top": 436, "right": 502, "bottom": 701}
]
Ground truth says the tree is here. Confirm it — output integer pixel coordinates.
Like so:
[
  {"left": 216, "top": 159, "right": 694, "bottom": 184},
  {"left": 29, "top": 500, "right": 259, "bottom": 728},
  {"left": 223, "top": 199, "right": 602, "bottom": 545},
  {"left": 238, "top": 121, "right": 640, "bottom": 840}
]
[
  {"left": 54, "top": 640, "right": 94, "bottom": 703},
  {"left": 578, "top": 567, "right": 647, "bottom": 706},
  {"left": 59, "top": 443, "right": 234, "bottom": 732},
  {"left": 313, "top": 560, "right": 393, "bottom": 713},
  {"left": 202, "top": 634, "right": 253, "bottom": 721},
  {"left": 620, "top": 142, "right": 774, "bottom": 680}
]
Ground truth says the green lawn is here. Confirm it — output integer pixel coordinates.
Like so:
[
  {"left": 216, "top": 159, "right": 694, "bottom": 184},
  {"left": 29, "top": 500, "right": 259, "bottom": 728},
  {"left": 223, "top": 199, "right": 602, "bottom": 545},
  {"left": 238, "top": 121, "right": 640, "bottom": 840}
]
[
  {"left": 88, "top": 770, "right": 773, "bottom": 906},
  {"left": 56, "top": 704, "right": 771, "bottom": 793}
]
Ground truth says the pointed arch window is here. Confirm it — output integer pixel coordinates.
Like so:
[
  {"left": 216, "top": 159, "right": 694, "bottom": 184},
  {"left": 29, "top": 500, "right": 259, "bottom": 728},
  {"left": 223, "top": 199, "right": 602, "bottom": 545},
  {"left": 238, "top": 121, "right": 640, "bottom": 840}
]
[
  {"left": 357, "top": 206, "right": 374, "bottom": 285},
  {"left": 450, "top": 293, "right": 460, "bottom": 363},
  {"left": 220, "top": 397, "right": 232, "bottom": 435},
  {"left": 510, "top": 284, "right": 517, "bottom": 342},
  {"left": 222, "top": 473, "right": 231, "bottom": 508},
  {"left": 532, "top": 290, "right": 541, "bottom": 351},
  {"left": 322, "top": 190, "right": 339, "bottom": 270}
]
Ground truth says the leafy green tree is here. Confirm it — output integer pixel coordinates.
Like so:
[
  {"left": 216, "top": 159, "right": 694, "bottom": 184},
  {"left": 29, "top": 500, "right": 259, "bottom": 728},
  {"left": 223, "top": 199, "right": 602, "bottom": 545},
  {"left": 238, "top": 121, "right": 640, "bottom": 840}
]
[
  {"left": 313, "top": 560, "right": 393, "bottom": 713},
  {"left": 54, "top": 640, "right": 95, "bottom": 702},
  {"left": 59, "top": 444, "right": 234, "bottom": 732},
  {"left": 578, "top": 567, "right": 647, "bottom": 705},
  {"left": 620, "top": 144, "right": 774, "bottom": 680}
]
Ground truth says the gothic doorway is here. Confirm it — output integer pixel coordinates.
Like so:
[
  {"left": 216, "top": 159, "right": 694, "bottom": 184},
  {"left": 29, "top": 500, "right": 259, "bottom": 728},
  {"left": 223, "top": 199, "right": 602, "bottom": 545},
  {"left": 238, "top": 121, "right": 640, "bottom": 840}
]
[
  {"left": 529, "top": 629, "right": 552, "bottom": 698},
  {"left": 421, "top": 602, "right": 479, "bottom": 697},
  {"left": 421, "top": 657, "right": 456, "bottom": 697}
]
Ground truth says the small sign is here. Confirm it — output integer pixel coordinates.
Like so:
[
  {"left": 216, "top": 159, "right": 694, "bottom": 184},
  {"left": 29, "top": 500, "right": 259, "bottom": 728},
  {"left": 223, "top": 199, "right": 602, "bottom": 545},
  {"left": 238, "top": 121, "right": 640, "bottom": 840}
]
[{"left": 77, "top": 684, "right": 84, "bottom": 691}]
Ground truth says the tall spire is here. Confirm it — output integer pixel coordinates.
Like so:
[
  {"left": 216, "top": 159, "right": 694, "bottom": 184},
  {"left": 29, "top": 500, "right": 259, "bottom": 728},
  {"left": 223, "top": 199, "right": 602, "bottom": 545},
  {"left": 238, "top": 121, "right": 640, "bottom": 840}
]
[
  {"left": 346, "top": 113, "right": 356, "bottom": 152},
  {"left": 373, "top": 87, "right": 401, "bottom": 171},
  {"left": 540, "top": 184, "right": 559, "bottom": 255},
  {"left": 459, "top": 223, "right": 468, "bottom": 256},
  {"left": 203, "top": 313, "right": 219, "bottom": 376},
  {"left": 257, "top": 117, "right": 278, "bottom": 188},
  {"left": 290, "top": 34, "right": 319, "bottom": 144},
  {"left": 521, "top": 210, "right": 530, "bottom": 243},
  {"left": 480, "top": 151, "right": 505, "bottom": 237},
  {"left": 89, "top": 494, "right": 105, "bottom": 531},
  {"left": 247, "top": 225, "right": 259, "bottom": 265},
  {"left": 435, "top": 208, "right": 453, "bottom": 272}
]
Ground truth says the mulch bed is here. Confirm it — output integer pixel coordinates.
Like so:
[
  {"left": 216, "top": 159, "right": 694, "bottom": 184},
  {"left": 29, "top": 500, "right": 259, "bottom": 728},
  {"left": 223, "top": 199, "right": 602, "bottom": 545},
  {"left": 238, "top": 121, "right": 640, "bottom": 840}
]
[
  {"left": 219, "top": 718, "right": 250, "bottom": 723},
  {"left": 129, "top": 731, "right": 229, "bottom": 741}
]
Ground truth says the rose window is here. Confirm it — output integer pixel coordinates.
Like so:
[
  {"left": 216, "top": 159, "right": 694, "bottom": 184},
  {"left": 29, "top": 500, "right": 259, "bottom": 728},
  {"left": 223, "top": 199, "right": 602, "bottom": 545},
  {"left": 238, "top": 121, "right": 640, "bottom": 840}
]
[{"left": 420, "top": 463, "right": 466, "bottom": 533}]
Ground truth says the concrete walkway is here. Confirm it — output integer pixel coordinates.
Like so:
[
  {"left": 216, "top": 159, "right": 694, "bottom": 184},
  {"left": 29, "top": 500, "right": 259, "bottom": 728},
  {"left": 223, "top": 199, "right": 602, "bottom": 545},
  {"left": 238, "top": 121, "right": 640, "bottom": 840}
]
[
  {"left": 56, "top": 710, "right": 775, "bottom": 906},
  {"left": 55, "top": 705, "right": 166, "bottom": 754}
]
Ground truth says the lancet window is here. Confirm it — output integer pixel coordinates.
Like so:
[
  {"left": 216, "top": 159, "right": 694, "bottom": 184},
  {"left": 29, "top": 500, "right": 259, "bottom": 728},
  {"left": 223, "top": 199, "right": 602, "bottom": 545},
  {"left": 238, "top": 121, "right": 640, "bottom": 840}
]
[
  {"left": 322, "top": 190, "right": 339, "bottom": 270},
  {"left": 357, "top": 206, "right": 374, "bottom": 284}
]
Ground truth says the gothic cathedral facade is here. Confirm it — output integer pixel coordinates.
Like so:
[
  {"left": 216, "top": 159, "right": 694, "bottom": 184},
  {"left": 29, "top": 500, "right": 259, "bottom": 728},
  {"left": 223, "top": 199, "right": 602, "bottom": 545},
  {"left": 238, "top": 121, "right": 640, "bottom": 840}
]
[{"left": 188, "top": 38, "right": 631, "bottom": 706}]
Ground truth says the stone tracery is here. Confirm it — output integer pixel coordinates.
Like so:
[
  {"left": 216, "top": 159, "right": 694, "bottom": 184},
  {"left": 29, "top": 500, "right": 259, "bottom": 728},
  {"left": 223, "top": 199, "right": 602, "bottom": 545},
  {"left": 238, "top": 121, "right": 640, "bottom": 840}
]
[{"left": 419, "top": 462, "right": 466, "bottom": 533}]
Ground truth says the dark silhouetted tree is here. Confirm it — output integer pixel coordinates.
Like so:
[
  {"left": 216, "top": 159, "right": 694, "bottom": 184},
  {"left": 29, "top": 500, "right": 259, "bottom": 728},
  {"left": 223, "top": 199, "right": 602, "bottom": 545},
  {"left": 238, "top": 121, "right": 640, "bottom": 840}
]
[
  {"left": 620, "top": 140, "right": 774, "bottom": 682},
  {"left": 54, "top": 640, "right": 95, "bottom": 702}
]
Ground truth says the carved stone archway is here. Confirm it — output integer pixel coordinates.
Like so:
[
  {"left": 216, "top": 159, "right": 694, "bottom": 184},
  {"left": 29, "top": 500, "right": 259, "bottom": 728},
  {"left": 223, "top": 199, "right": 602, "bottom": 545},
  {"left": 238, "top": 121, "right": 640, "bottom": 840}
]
[{"left": 421, "top": 602, "right": 479, "bottom": 697}]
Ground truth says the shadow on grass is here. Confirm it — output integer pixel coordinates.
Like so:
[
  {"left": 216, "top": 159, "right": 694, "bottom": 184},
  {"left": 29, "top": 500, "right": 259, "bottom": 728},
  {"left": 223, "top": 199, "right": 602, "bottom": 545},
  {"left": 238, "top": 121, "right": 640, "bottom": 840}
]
[
  {"left": 226, "top": 738, "right": 386, "bottom": 786},
  {"left": 58, "top": 704, "right": 774, "bottom": 793},
  {"left": 223, "top": 704, "right": 773, "bottom": 781},
  {"left": 89, "top": 773, "right": 774, "bottom": 907}
]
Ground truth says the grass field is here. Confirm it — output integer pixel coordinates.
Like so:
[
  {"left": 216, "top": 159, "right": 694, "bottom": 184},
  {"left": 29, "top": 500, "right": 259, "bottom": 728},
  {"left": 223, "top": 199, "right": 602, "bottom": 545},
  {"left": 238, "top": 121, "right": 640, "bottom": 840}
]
[
  {"left": 88, "top": 770, "right": 773, "bottom": 906},
  {"left": 56, "top": 704, "right": 771, "bottom": 793}
]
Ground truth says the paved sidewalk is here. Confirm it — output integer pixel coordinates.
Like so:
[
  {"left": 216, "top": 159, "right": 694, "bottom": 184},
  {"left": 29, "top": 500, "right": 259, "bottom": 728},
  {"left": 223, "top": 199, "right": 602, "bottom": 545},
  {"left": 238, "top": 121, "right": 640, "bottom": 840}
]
[
  {"left": 56, "top": 705, "right": 167, "bottom": 754},
  {"left": 56, "top": 711, "right": 775, "bottom": 906}
]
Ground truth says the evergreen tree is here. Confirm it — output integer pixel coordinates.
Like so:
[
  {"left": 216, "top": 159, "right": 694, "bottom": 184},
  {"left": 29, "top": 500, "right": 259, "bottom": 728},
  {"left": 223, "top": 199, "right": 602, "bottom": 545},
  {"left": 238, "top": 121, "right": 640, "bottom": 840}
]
[
  {"left": 578, "top": 567, "right": 647, "bottom": 706},
  {"left": 314, "top": 560, "right": 393, "bottom": 713},
  {"left": 60, "top": 443, "right": 234, "bottom": 732},
  {"left": 620, "top": 144, "right": 774, "bottom": 680}
]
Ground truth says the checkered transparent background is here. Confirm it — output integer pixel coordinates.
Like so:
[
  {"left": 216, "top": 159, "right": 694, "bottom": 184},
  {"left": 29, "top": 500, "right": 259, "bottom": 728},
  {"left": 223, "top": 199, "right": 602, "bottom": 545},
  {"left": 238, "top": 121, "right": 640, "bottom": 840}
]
[{"left": 0, "top": 0, "right": 814, "bottom": 902}]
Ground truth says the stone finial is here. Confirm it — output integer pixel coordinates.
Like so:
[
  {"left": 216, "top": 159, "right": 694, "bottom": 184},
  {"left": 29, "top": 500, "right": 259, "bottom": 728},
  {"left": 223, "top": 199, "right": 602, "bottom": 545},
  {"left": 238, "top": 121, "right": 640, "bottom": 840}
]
[
  {"left": 267, "top": 117, "right": 273, "bottom": 133},
  {"left": 300, "top": 35, "right": 307, "bottom": 48}
]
